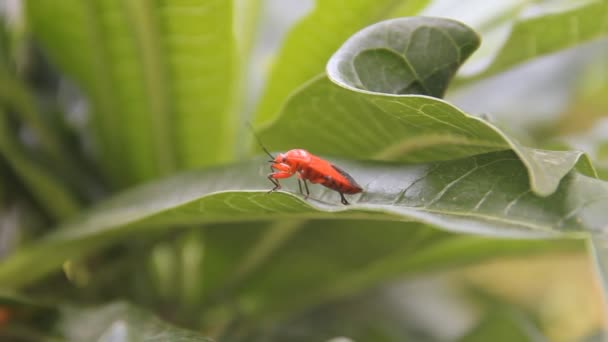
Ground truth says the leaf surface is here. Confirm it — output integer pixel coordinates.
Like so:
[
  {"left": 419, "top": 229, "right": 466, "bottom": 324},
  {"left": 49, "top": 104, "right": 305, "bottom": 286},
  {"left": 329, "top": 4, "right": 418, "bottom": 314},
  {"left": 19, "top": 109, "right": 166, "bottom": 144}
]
[
  {"left": 0, "top": 150, "right": 605, "bottom": 289},
  {"left": 460, "top": 0, "right": 608, "bottom": 82},
  {"left": 257, "top": 17, "right": 594, "bottom": 196},
  {"left": 327, "top": 16, "right": 480, "bottom": 97},
  {"left": 227, "top": 220, "right": 577, "bottom": 320},
  {"left": 26, "top": 0, "right": 237, "bottom": 185},
  {"left": 258, "top": 77, "right": 592, "bottom": 196},
  {"left": 254, "top": 0, "right": 430, "bottom": 125}
]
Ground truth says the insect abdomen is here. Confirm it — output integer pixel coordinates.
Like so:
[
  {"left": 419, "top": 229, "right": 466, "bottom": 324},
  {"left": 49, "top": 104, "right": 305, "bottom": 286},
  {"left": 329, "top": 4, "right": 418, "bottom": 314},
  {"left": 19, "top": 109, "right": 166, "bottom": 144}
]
[
  {"left": 329, "top": 165, "right": 362, "bottom": 193},
  {"left": 324, "top": 177, "right": 362, "bottom": 194},
  {"left": 302, "top": 165, "right": 362, "bottom": 194}
]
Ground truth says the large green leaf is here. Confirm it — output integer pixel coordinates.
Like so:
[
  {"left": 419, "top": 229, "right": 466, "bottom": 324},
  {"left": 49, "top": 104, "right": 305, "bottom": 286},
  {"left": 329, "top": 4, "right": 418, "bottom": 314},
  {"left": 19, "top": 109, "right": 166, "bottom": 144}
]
[
  {"left": 460, "top": 0, "right": 608, "bottom": 83},
  {"left": 26, "top": 0, "right": 236, "bottom": 185},
  {"left": 259, "top": 77, "right": 591, "bottom": 197},
  {"left": 58, "top": 302, "right": 213, "bottom": 341},
  {"left": 0, "top": 150, "right": 604, "bottom": 290},
  {"left": 255, "top": 17, "right": 595, "bottom": 197},
  {"left": 224, "top": 220, "right": 576, "bottom": 321},
  {"left": 254, "top": 0, "right": 430, "bottom": 125}
]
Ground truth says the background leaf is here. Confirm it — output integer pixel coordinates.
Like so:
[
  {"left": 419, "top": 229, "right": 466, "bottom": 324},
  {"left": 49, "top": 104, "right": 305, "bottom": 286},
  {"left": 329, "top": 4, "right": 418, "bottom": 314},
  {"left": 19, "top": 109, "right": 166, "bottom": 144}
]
[
  {"left": 253, "top": 0, "right": 431, "bottom": 125},
  {"left": 0, "top": 109, "right": 79, "bottom": 220},
  {"left": 460, "top": 0, "right": 608, "bottom": 82},
  {"left": 457, "top": 309, "right": 541, "bottom": 342},
  {"left": 3, "top": 2, "right": 606, "bottom": 340},
  {"left": 26, "top": 0, "right": 237, "bottom": 185},
  {"left": 224, "top": 220, "right": 576, "bottom": 321},
  {"left": 58, "top": 302, "right": 213, "bottom": 341}
]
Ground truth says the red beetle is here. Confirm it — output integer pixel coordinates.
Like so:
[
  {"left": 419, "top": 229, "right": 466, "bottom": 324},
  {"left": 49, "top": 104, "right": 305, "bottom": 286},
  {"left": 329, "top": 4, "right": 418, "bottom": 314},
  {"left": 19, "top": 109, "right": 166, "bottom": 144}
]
[
  {"left": 248, "top": 124, "right": 362, "bottom": 205},
  {"left": 266, "top": 148, "right": 363, "bottom": 205}
]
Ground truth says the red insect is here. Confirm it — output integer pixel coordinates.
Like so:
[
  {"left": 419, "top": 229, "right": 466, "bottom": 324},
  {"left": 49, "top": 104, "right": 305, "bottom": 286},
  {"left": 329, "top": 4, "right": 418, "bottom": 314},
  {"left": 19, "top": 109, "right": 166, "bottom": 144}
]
[{"left": 249, "top": 124, "right": 362, "bottom": 205}]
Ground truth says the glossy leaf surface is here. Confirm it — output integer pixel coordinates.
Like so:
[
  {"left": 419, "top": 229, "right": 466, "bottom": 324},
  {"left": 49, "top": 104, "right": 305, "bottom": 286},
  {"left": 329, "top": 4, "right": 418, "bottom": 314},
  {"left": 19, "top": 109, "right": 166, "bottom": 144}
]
[{"left": 0, "top": 150, "right": 604, "bottom": 289}]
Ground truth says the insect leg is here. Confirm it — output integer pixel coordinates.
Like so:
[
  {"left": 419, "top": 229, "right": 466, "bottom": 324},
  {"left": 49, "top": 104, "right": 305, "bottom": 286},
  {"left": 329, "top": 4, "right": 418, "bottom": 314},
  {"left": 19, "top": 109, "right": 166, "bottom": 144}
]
[
  {"left": 303, "top": 179, "right": 310, "bottom": 198},
  {"left": 297, "top": 179, "right": 311, "bottom": 198},
  {"left": 267, "top": 164, "right": 281, "bottom": 192},
  {"left": 339, "top": 192, "right": 349, "bottom": 205},
  {"left": 267, "top": 172, "right": 292, "bottom": 193},
  {"left": 267, "top": 175, "right": 281, "bottom": 192}
]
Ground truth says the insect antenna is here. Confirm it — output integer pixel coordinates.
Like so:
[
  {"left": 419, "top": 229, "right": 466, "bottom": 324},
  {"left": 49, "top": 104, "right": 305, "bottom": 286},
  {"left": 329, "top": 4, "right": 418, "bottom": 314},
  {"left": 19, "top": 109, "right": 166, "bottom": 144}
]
[{"left": 246, "top": 121, "right": 275, "bottom": 161}]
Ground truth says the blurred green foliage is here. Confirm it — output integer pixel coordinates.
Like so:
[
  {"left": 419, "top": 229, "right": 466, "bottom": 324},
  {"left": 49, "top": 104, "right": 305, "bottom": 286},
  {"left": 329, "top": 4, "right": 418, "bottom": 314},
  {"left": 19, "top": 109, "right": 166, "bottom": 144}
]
[{"left": 0, "top": 0, "right": 607, "bottom": 341}]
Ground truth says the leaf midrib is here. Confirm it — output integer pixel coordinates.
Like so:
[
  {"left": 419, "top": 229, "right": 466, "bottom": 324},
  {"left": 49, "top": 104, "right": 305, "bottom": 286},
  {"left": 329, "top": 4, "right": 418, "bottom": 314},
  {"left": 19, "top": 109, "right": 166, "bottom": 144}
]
[{"left": 47, "top": 189, "right": 582, "bottom": 243}]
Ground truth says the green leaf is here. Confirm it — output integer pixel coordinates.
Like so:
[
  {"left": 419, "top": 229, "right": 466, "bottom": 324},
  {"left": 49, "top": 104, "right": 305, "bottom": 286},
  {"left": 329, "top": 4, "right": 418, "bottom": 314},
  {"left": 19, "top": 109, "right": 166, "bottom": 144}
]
[
  {"left": 243, "top": 286, "right": 440, "bottom": 342},
  {"left": 26, "top": 0, "right": 237, "bottom": 185},
  {"left": 0, "top": 74, "right": 100, "bottom": 200},
  {"left": 226, "top": 220, "right": 576, "bottom": 320},
  {"left": 456, "top": 284, "right": 550, "bottom": 342},
  {"left": 0, "top": 18, "right": 9, "bottom": 70},
  {"left": 254, "top": 0, "right": 430, "bottom": 125},
  {"left": 0, "top": 110, "right": 79, "bottom": 220},
  {"left": 0, "top": 150, "right": 604, "bottom": 289},
  {"left": 259, "top": 76, "right": 592, "bottom": 196},
  {"left": 256, "top": 17, "right": 595, "bottom": 197},
  {"left": 0, "top": 75, "right": 65, "bottom": 168},
  {"left": 562, "top": 118, "right": 608, "bottom": 177},
  {"left": 388, "top": 0, "right": 431, "bottom": 18},
  {"left": 460, "top": 0, "right": 608, "bottom": 82},
  {"left": 327, "top": 16, "right": 480, "bottom": 97},
  {"left": 58, "top": 302, "right": 213, "bottom": 341},
  {"left": 234, "top": 0, "right": 264, "bottom": 61},
  {"left": 589, "top": 236, "right": 608, "bottom": 310},
  {"left": 0, "top": 289, "right": 41, "bottom": 307},
  {"left": 247, "top": 272, "right": 547, "bottom": 342},
  {"left": 458, "top": 310, "right": 543, "bottom": 342}
]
